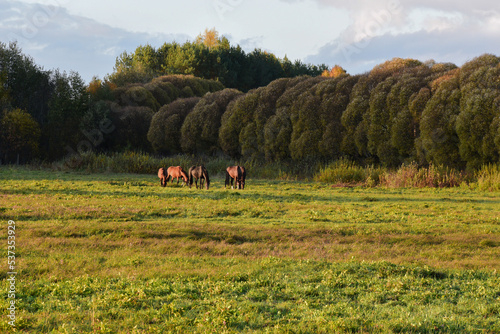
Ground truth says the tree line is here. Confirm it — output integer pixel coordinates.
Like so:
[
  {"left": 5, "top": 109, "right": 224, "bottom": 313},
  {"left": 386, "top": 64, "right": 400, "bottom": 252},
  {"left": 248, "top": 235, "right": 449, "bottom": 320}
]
[
  {"left": 216, "top": 56, "right": 499, "bottom": 170},
  {"left": 1, "top": 39, "right": 499, "bottom": 170},
  {"left": 110, "top": 28, "right": 328, "bottom": 92}
]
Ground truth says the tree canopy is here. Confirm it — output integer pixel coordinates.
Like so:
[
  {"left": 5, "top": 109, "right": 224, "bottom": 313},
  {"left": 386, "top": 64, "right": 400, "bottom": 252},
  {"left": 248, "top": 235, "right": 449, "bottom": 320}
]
[
  {"left": 1, "top": 39, "right": 499, "bottom": 170},
  {"left": 108, "top": 30, "right": 328, "bottom": 92}
]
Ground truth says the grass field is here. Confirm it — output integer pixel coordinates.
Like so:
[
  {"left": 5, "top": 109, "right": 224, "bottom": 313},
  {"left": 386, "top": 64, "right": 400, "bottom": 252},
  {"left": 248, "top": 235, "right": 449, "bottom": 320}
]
[{"left": 1, "top": 167, "right": 499, "bottom": 333}]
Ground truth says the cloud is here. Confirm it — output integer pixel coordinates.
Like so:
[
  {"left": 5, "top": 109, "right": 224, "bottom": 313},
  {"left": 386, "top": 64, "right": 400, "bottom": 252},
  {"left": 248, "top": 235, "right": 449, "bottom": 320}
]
[
  {"left": 1, "top": 1, "right": 189, "bottom": 82},
  {"left": 305, "top": 25, "right": 500, "bottom": 74},
  {"left": 297, "top": 0, "right": 500, "bottom": 73}
]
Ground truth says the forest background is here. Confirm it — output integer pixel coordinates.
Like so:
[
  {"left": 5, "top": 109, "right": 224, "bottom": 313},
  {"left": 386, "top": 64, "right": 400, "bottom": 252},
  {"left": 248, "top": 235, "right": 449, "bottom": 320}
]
[{"left": 1, "top": 29, "right": 499, "bottom": 173}]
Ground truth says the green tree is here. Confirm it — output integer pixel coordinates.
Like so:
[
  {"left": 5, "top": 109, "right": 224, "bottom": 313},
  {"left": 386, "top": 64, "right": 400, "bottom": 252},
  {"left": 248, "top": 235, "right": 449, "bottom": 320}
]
[
  {"left": 45, "top": 71, "right": 89, "bottom": 160},
  {"left": 289, "top": 88, "right": 323, "bottom": 161},
  {"left": 0, "top": 42, "right": 52, "bottom": 127},
  {"left": 147, "top": 97, "right": 200, "bottom": 154},
  {"left": 181, "top": 89, "right": 242, "bottom": 154},
  {"left": 456, "top": 54, "right": 500, "bottom": 169},
  {"left": 420, "top": 71, "right": 463, "bottom": 168},
  {"left": 367, "top": 77, "right": 398, "bottom": 166},
  {"left": 109, "top": 104, "right": 154, "bottom": 152},
  {"left": 316, "top": 75, "right": 357, "bottom": 160},
  {"left": 109, "top": 31, "right": 327, "bottom": 92},
  {"left": 219, "top": 92, "right": 258, "bottom": 158},
  {"left": 0, "top": 108, "right": 41, "bottom": 163},
  {"left": 263, "top": 76, "right": 319, "bottom": 162},
  {"left": 341, "top": 75, "right": 370, "bottom": 159}
]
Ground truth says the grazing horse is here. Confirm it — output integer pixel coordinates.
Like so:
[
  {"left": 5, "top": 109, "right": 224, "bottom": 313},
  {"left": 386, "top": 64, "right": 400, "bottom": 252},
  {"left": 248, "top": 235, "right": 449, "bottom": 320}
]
[
  {"left": 165, "top": 166, "right": 189, "bottom": 186},
  {"left": 188, "top": 165, "right": 210, "bottom": 189},
  {"left": 225, "top": 166, "right": 246, "bottom": 189},
  {"left": 158, "top": 167, "right": 168, "bottom": 187}
]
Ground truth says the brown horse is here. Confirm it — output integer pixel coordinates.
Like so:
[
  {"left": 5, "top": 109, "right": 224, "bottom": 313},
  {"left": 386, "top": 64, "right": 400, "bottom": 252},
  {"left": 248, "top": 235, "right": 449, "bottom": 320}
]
[
  {"left": 225, "top": 166, "right": 246, "bottom": 189},
  {"left": 188, "top": 165, "right": 210, "bottom": 189},
  {"left": 164, "top": 166, "right": 189, "bottom": 186},
  {"left": 158, "top": 167, "right": 168, "bottom": 187}
]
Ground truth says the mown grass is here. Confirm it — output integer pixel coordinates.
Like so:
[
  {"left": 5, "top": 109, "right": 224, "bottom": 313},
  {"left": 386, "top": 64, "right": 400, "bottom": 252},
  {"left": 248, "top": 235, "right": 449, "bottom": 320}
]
[{"left": 1, "top": 167, "right": 499, "bottom": 333}]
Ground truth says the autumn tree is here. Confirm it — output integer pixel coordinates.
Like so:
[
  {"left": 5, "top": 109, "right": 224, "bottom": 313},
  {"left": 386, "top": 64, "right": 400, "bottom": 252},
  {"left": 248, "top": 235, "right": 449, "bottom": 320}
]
[
  {"left": 321, "top": 65, "right": 347, "bottom": 78},
  {"left": 196, "top": 28, "right": 224, "bottom": 49}
]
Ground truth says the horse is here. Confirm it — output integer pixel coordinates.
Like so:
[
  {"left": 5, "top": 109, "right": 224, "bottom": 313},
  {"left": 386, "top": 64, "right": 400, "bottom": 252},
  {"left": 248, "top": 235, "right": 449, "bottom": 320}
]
[
  {"left": 225, "top": 166, "right": 246, "bottom": 189},
  {"left": 165, "top": 166, "right": 189, "bottom": 186},
  {"left": 188, "top": 165, "right": 210, "bottom": 189},
  {"left": 158, "top": 167, "right": 168, "bottom": 187}
]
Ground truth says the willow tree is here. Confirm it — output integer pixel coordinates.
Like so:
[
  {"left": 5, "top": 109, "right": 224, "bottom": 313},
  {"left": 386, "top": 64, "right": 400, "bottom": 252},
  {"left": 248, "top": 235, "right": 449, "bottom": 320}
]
[
  {"left": 420, "top": 70, "right": 462, "bottom": 168},
  {"left": 147, "top": 97, "right": 201, "bottom": 155},
  {"left": 456, "top": 54, "right": 500, "bottom": 168},
  {"left": 181, "top": 89, "right": 242, "bottom": 154}
]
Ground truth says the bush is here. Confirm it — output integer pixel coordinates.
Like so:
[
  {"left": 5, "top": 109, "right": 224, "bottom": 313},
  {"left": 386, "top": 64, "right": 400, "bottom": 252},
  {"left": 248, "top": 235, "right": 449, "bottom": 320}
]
[
  {"left": 380, "top": 163, "right": 467, "bottom": 188},
  {"left": 474, "top": 164, "right": 500, "bottom": 191},
  {"left": 314, "top": 159, "right": 381, "bottom": 185}
]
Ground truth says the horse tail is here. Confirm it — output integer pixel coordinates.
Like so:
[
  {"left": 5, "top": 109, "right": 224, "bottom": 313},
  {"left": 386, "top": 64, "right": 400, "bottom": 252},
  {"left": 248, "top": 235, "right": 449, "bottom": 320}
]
[
  {"left": 225, "top": 170, "right": 229, "bottom": 188},
  {"left": 240, "top": 166, "right": 246, "bottom": 189},
  {"left": 203, "top": 166, "right": 210, "bottom": 189},
  {"left": 188, "top": 166, "right": 194, "bottom": 187}
]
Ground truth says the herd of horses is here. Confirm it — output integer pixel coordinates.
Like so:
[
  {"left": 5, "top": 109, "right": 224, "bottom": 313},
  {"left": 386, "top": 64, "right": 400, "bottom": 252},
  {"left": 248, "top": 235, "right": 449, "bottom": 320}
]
[{"left": 157, "top": 165, "right": 246, "bottom": 190}]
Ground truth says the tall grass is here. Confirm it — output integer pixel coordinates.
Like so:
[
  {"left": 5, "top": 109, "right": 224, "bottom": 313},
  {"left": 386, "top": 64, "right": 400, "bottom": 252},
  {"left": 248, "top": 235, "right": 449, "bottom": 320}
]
[
  {"left": 314, "top": 160, "right": 479, "bottom": 188},
  {"left": 314, "top": 158, "right": 384, "bottom": 186},
  {"left": 475, "top": 163, "right": 500, "bottom": 191},
  {"left": 380, "top": 163, "right": 469, "bottom": 188},
  {"left": 49, "top": 152, "right": 498, "bottom": 189},
  {"left": 56, "top": 151, "right": 235, "bottom": 175}
]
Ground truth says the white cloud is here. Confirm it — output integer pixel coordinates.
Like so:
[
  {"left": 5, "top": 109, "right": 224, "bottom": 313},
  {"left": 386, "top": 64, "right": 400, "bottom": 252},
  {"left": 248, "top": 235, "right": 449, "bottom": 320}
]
[
  {"left": 3, "top": 0, "right": 499, "bottom": 83},
  {"left": 1, "top": 1, "right": 189, "bottom": 82},
  {"left": 296, "top": 0, "right": 500, "bottom": 72},
  {"left": 305, "top": 24, "right": 500, "bottom": 74}
]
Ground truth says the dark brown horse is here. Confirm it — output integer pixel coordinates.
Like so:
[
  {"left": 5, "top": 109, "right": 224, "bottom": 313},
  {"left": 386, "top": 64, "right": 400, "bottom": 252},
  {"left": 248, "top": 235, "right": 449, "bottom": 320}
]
[
  {"left": 158, "top": 167, "right": 168, "bottom": 187},
  {"left": 225, "top": 166, "right": 246, "bottom": 189},
  {"left": 188, "top": 165, "right": 210, "bottom": 189},
  {"left": 163, "top": 166, "right": 189, "bottom": 186}
]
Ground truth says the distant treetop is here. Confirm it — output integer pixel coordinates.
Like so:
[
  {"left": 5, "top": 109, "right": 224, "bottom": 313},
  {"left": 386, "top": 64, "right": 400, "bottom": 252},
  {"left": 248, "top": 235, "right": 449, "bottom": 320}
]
[{"left": 108, "top": 29, "right": 329, "bottom": 92}]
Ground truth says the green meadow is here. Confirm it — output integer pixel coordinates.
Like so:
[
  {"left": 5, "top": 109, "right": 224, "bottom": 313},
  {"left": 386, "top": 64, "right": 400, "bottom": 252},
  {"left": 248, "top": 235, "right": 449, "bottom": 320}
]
[{"left": 1, "top": 167, "right": 499, "bottom": 333}]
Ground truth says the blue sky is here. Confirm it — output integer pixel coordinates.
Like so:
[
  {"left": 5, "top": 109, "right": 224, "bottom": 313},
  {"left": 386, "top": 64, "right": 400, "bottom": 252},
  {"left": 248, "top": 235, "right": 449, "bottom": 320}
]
[{"left": 3, "top": 0, "right": 500, "bottom": 83}]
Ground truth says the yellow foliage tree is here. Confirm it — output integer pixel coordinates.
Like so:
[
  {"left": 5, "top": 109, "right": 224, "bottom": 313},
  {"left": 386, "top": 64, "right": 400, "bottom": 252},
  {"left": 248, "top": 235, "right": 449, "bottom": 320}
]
[
  {"left": 321, "top": 65, "right": 346, "bottom": 78},
  {"left": 196, "top": 28, "right": 220, "bottom": 49}
]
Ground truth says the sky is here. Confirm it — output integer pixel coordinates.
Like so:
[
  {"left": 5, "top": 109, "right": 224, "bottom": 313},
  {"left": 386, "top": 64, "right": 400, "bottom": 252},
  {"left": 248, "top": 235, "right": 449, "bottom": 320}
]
[{"left": 2, "top": 0, "right": 500, "bottom": 83}]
